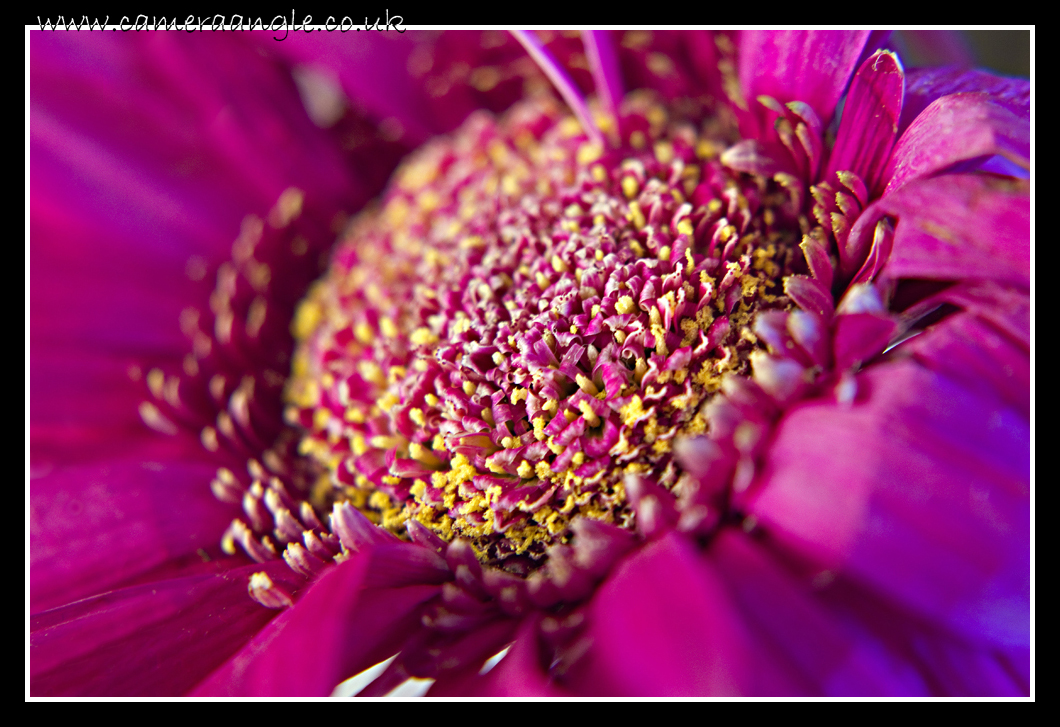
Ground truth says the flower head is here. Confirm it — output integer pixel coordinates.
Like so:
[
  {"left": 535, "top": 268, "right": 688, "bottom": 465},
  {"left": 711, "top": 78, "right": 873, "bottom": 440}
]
[{"left": 31, "top": 30, "right": 1030, "bottom": 697}]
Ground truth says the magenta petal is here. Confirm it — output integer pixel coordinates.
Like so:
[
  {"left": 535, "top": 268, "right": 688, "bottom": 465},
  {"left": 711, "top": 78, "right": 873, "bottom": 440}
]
[
  {"left": 709, "top": 530, "right": 931, "bottom": 695},
  {"left": 720, "top": 138, "right": 798, "bottom": 178},
  {"left": 739, "top": 31, "right": 873, "bottom": 125},
  {"left": 904, "top": 312, "right": 1029, "bottom": 420},
  {"left": 748, "top": 360, "right": 1029, "bottom": 648},
  {"left": 832, "top": 313, "right": 897, "bottom": 372},
  {"left": 844, "top": 174, "right": 1029, "bottom": 284},
  {"left": 882, "top": 92, "right": 1029, "bottom": 196},
  {"left": 582, "top": 30, "right": 624, "bottom": 128},
  {"left": 784, "top": 275, "right": 835, "bottom": 319},
  {"left": 826, "top": 51, "right": 903, "bottom": 194},
  {"left": 815, "top": 576, "right": 1029, "bottom": 696},
  {"left": 471, "top": 617, "right": 566, "bottom": 696},
  {"left": 899, "top": 67, "right": 1029, "bottom": 137},
  {"left": 931, "top": 280, "right": 1029, "bottom": 350},
  {"left": 512, "top": 30, "right": 603, "bottom": 148},
  {"left": 30, "top": 444, "right": 236, "bottom": 612},
  {"left": 31, "top": 562, "right": 296, "bottom": 696},
  {"left": 259, "top": 31, "right": 439, "bottom": 144},
  {"left": 565, "top": 533, "right": 752, "bottom": 696},
  {"left": 31, "top": 32, "right": 359, "bottom": 257},
  {"left": 191, "top": 547, "right": 441, "bottom": 696},
  {"left": 30, "top": 345, "right": 161, "bottom": 467},
  {"left": 30, "top": 203, "right": 196, "bottom": 357}
]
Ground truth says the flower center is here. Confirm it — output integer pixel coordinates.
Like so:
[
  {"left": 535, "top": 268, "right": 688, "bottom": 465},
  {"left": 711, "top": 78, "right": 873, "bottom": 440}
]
[{"left": 285, "top": 93, "right": 803, "bottom": 573}]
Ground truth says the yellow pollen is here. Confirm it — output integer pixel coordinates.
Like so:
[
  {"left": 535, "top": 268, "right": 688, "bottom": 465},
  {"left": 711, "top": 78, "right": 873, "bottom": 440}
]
[{"left": 410, "top": 327, "right": 439, "bottom": 346}]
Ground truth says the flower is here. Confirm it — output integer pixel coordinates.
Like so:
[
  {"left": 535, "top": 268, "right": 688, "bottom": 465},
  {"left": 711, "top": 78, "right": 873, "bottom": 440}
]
[{"left": 30, "top": 30, "right": 1030, "bottom": 697}]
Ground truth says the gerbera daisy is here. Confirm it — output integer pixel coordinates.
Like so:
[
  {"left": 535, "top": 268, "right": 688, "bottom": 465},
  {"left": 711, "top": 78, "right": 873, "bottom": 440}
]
[{"left": 30, "top": 29, "right": 1030, "bottom": 697}]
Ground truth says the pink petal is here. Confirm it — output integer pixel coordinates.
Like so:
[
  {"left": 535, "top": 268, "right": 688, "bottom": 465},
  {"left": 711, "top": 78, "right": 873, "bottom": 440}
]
[
  {"left": 30, "top": 443, "right": 238, "bottom": 612},
  {"left": 563, "top": 532, "right": 753, "bottom": 696},
  {"left": 31, "top": 32, "right": 359, "bottom": 260},
  {"left": 843, "top": 174, "right": 1029, "bottom": 284},
  {"left": 719, "top": 138, "right": 798, "bottom": 178},
  {"left": 709, "top": 530, "right": 932, "bottom": 695},
  {"left": 30, "top": 345, "right": 164, "bottom": 468},
  {"left": 747, "top": 360, "right": 1029, "bottom": 648},
  {"left": 473, "top": 617, "right": 567, "bottom": 696},
  {"left": 931, "top": 280, "right": 1029, "bottom": 350},
  {"left": 739, "top": 31, "right": 873, "bottom": 127},
  {"left": 815, "top": 575, "right": 1029, "bottom": 696},
  {"left": 899, "top": 66, "right": 1029, "bottom": 137},
  {"left": 882, "top": 92, "right": 1029, "bottom": 196},
  {"left": 832, "top": 313, "right": 897, "bottom": 372},
  {"left": 826, "top": 51, "right": 904, "bottom": 194},
  {"left": 422, "top": 615, "right": 570, "bottom": 696},
  {"left": 31, "top": 562, "right": 297, "bottom": 696},
  {"left": 784, "top": 275, "right": 835, "bottom": 319},
  {"left": 511, "top": 30, "right": 603, "bottom": 148},
  {"left": 903, "top": 311, "right": 1029, "bottom": 420},
  {"left": 30, "top": 203, "right": 195, "bottom": 354},
  {"left": 254, "top": 31, "right": 438, "bottom": 144},
  {"left": 582, "top": 30, "right": 623, "bottom": 128},
  {"left": 191, "top": 546, "right": 442, "bottom": 696}
]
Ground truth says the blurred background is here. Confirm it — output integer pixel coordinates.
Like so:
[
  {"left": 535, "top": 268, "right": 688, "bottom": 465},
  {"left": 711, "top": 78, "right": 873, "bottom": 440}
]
[{"left": 891, "top": 29, "right": 1031, "bottom": 77}]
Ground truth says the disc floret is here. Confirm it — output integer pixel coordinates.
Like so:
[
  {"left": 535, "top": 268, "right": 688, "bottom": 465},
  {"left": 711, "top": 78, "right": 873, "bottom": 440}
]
[{"left": 286, "top": 93, "right": 804, "bottom": 571}]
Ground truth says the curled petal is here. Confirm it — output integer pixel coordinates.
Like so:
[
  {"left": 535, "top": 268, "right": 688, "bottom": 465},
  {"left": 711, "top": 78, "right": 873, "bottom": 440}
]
[
  {"left": 844, "top": 174, "right": 1029, "bottom": 285},
  {"left": 883, "top": 92, "right": 1029, "bottom": 196},
  {"left": 899, "top": 66, "right": 1029, "bottom": 137}
]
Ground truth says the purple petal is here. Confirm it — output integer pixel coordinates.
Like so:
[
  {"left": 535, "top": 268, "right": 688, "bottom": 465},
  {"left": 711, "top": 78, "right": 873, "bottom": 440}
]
[
  {"left": 511, "top": 30, "right": 603, "bottom": 147},
  {"left": 747, "top": 360, "right": 1029, "bottom": 648},
  {"left": 582, "top": 30, "right": 623, "bottom": 131},
  {"left": 899, "top": 66, "right": 1029, "bottom": 137},
  {"left": 843, "top": 174, "right": 1029, "bottom": 284},
  {"left": 932, "top": 280, "right": 1029, "bottom": 350},
  {"left": 815, "top": 574, "right": 1029, "bottom": 696},
  {"left": 739, "top": 31, "right": 873, "bottom": 126},
  {"left": 709, "top": 530, "right": 932, "bottom": 695},
  {"left": 191, "top": 548, "right": 441, "bottom": 696},
  {"left": 31, "top": 444, "right": 237, "bottom": 612},
  {"left": 31, "top": 562, "right": 296, "bottom": 696},
  {"left": 902, "top": 311, "right": 1029, "bottom": 419},
  {"left": 882, "top": 92, "right": 1029, "bottom": 196},
  {"left": 563, "top": 533, "right": 753, "bottom": 696},
  {"left": 827, "top": 51, "right": 904, "bottom": 194}
]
